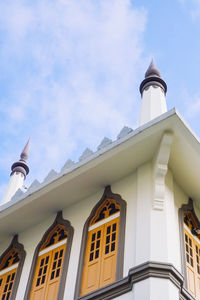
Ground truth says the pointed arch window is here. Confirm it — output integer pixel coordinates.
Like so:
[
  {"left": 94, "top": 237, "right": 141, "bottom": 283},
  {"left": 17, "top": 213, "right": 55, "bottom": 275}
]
[
  {"left": 180, "top": 199, "right": 200, "bottom": 300},
  {"left": 0, "top": 236, "right": 25, "bottom": 300},
  {"left": 75, "top": 186, "right": 126, "bottom": 298},
  {"left": 184, "top": 210, "right": 200, "bottom": 299},
  {"left": 25, "top": 212, "right": 74, "bottom": 300}
]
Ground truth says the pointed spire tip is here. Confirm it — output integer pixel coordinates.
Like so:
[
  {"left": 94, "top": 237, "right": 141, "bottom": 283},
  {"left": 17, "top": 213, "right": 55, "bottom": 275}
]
[
  {"left": 145, "top": 60, "right": 161, "bottom": 78},
  {"left": 20, "top": 139, "right": 30, "bottom": 161}
]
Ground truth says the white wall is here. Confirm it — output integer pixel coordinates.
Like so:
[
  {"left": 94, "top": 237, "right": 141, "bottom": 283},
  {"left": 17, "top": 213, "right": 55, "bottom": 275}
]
[
  {"left": 6, "top": 171, "right": 137, "bottom": 299},
  {"left": 0, "top": 160, "right": 199, "bottom": 300},
  {"left": 133, "top": 278, "right": 179, "bottom": 300}
]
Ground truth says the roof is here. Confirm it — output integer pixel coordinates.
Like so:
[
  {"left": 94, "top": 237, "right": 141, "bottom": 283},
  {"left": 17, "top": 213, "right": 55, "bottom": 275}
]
[{"left": 0, "top": 108, "right": 199, "bottom": 241}]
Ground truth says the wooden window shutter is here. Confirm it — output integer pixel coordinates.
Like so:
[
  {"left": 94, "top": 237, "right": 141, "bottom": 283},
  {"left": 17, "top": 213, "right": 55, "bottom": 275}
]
[
  {"left": 0, "top": 247, "right": 21, "bottom": 300},
  {"left": 0, "top": 268, "right": 17, "bottom": 300},
  {"left": 80, "top": 198, "right": 120, "bottom": 296},
  {"left": 99, "top": 218, "right": 119, "bottom": 287},
  {"left": 30, "top": 225, "right": 67, "bottom": 300},
  {"left": 184, "top": 229, "right": 196, "bottom": 297},
  {"left": 184, "top": 211, "right": 200, "bottom": 299}
]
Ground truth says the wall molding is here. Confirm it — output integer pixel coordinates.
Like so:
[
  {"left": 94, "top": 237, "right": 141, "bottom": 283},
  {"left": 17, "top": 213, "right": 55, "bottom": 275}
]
[
  {"left": 76, "top": 261, "right": 195, "bottom": 300},
  {"left": 153, "top": 131, "right": 173, "bottom": 210}
]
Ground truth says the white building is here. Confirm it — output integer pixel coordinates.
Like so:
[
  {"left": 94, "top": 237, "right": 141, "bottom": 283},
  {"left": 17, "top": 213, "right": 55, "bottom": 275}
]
[{"left": 0, "top": 61, "right": 199, "bottom": 300}]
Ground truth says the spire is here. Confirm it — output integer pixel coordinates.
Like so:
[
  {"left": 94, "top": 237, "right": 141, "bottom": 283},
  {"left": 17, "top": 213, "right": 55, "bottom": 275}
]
[
  {"left": 140, "top": 60, "right": 167, "bottom": 94},
  {"left": 145, "top": 60, "right": 161, "bottom": 78},
  {"left": 11, "top": 140, "right": 30, "bottom": 178},
  {"left": 20, "top": 139, "right": 30, "bottom": 161}
]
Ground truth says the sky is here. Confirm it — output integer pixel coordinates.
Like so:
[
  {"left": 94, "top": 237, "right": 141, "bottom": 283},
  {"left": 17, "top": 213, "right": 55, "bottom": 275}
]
[{"left": 0, "top": 0, "right": 200, "bottom": 201}]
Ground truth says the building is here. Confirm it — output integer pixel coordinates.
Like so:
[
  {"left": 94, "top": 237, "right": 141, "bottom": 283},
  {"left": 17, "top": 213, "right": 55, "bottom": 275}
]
[{"left": 0, "top": 61, "right": 200, "bottom": 300}]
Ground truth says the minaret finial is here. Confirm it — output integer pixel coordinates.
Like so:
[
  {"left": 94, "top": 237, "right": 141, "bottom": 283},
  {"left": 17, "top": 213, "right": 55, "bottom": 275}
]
[
  {"left": 145, "top": 60, "right": 161, "bottom": 78},
  {"left": 140, "top": 60, "right": 167, "bottom": 94},
  {"left": 11, "top": 140, "right": 30, "bottom": 178},
  {"left": 1, "top": 140, "right": 30, "bottom": 204},
  {"left": 20, "top": 138, "right": 30, "bottom": 161}
]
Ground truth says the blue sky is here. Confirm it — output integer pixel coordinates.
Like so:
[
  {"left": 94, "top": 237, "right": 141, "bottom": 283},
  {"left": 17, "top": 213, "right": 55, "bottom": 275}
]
[{"left": 0, "top": 0, "right": 200, "bottom": 200}]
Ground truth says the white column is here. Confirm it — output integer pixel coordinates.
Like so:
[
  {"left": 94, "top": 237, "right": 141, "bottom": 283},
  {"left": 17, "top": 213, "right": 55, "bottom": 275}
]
[
  {"left": 1, "top": 172, "right": 24, "bottom": 204},
  {"left": 139, "top": 86, "right": 167, "bottom": 126},
  {"left": 134, "top": 141, "right": 181, "bottom": 299}
]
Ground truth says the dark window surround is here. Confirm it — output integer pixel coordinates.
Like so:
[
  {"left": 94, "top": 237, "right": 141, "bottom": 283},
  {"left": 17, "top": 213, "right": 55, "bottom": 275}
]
[
  {"left": 23, "top": 211, "right": 74, "bottom": 300},
  {"left": 0, "top": 235, "right": 26, "bottom": 300},
  {"left": 179, "top": 198, "right": 200, "bottom": 295},
  {"left": 74, "top": 185, "right": 126, "bottom": 300}
]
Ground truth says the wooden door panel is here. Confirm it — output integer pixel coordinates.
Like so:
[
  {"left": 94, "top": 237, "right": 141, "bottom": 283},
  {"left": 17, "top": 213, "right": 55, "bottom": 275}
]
[
  {"left": 87, "top": 262, "right": 100, "bottom": 290},
  {"left": 45, "top": 281, "right": 59, "bottom": 300},
  {"left": 81, "top": 214, "right": 120, "bottom": 296},
  {"left": 100, "top": 218, "right": 119, "bottom": 288},
  {"left": 81, "top": 227, "right": 103, "bottom": 296},
  {"left": 30, "top": 253, "right": 52, "bottom": 300},
  {"left": 187, "top": 266, "right": 196, "bottom": 296},
  {"left": 194, "top": 241, "right": 200, "bottom": 300},
  {"left": 101, "top": 254, "right": 115, "bottom": 285},
  {"left": 81, "top": 260, "right": 101, "bottom": 295},
  {"left": 30, "top": 287, "right": 46, "bottom": 300},
  {"left": 44, "top": 245, "right": 65, "bottom": 300}
]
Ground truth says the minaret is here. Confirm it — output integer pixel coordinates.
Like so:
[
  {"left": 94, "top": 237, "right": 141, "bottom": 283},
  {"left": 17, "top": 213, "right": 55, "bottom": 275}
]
[
  {"left": 139, "top": 60, "right": 167, "bottom": 126},
  {"left": 2, "top": 140, "right": 30, "bottom": 205}
]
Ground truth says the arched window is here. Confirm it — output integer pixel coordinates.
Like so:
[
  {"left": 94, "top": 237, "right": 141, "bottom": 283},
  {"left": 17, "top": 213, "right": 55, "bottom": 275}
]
[
  {"left": 75, "top": 186, "right": 126, "bottom": 298},
  {"left": 0, "top": 235, "right": 25, "bottom": 300},
  {"left": 184, "top": 210, "right": 200, "bottom": 299},
  {"left": 24, "top": 212, "right": 73, "bottom": 300},
  {"left": 180, "top": 199, "right": 200, "bottom": 299}
]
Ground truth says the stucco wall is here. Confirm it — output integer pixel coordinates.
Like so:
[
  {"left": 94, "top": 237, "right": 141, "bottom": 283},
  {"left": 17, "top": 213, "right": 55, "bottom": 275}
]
[
  {"left": 0, "top": 170, "right": 137, "bottom": 299},
  {"left": 0, "top": 161, "right": 198, "bottom": 300}
]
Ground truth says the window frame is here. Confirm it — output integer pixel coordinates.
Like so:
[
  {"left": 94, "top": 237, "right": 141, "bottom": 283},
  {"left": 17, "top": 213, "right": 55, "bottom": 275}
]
[
  {"left": 179, "top": 198, "right": 200, "bottom": 295},
  {"left": 74, "top": 185, "right": 126, "bottom": 299},
  {"left": 24, "top": 211, "right": 74, "bottom": 300},
  {"left": 0, "top": 235, "right": 26, "bottom": 300}
]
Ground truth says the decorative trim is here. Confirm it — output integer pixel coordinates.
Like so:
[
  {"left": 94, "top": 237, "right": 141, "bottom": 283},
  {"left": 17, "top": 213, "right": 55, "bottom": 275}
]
[
  {"left": 88, "top": 212, "right": 120, "bottom": 231},
  {"left": 0, "top": 235, "right": 26, "bottom": 300},
  {"left": 140, "top": 76, "right": 167, "bottom": 94},
  {"left": 179, "top": 199, "right": 199, "bottom": 292},
  {"left": 23, "top": 211, "right": 74, "bottom": 300},
  {"left": 74, "top": 186, "right": 126, "bottom": 300},
  {"left": 184, "top": 224, "right": 200, "bottom": 245},
  {"left": 75, "top": 261, "right": 195, "bottom": 300},
  {"left": 0, "top": 263, "right": 19, "bottom": 276},
  {"left": 153, "top": 132, "right": 173, "bottom": 210},
  {"left": 38, "top": 238, "right": 67, "bottom": 256}
]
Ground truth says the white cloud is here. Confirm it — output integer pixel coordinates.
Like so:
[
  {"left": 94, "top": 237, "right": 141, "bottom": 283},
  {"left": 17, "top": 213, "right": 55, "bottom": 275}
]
[
  {"left": 179, "top": 0, "right": 200, "bottom": 19},
  {"left": 0, "top": 0, "right": 147, "bottom": 191}
]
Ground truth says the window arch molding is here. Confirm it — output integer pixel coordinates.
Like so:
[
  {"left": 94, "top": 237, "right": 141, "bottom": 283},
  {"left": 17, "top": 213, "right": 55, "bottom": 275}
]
[
  {"left": 0, "top": 235, "right": 26, "bottom": 300},
  {"left": 24, "top": 211, "right": 74, "bottom": 300},
  {"left": 74, "top": 185, "right": 126, "bottom": 299},
  {"left": 179, "top": 198, "right": 200, "bottom": 294}
]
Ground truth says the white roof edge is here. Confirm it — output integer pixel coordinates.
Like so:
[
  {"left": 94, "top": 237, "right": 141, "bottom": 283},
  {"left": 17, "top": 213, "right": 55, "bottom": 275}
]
[
  {"left": 0, "top": 108, "right": 199, "bottom": 214},
  {"left": 172, "top": 108, "right": 200, "bottom": 144}
]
